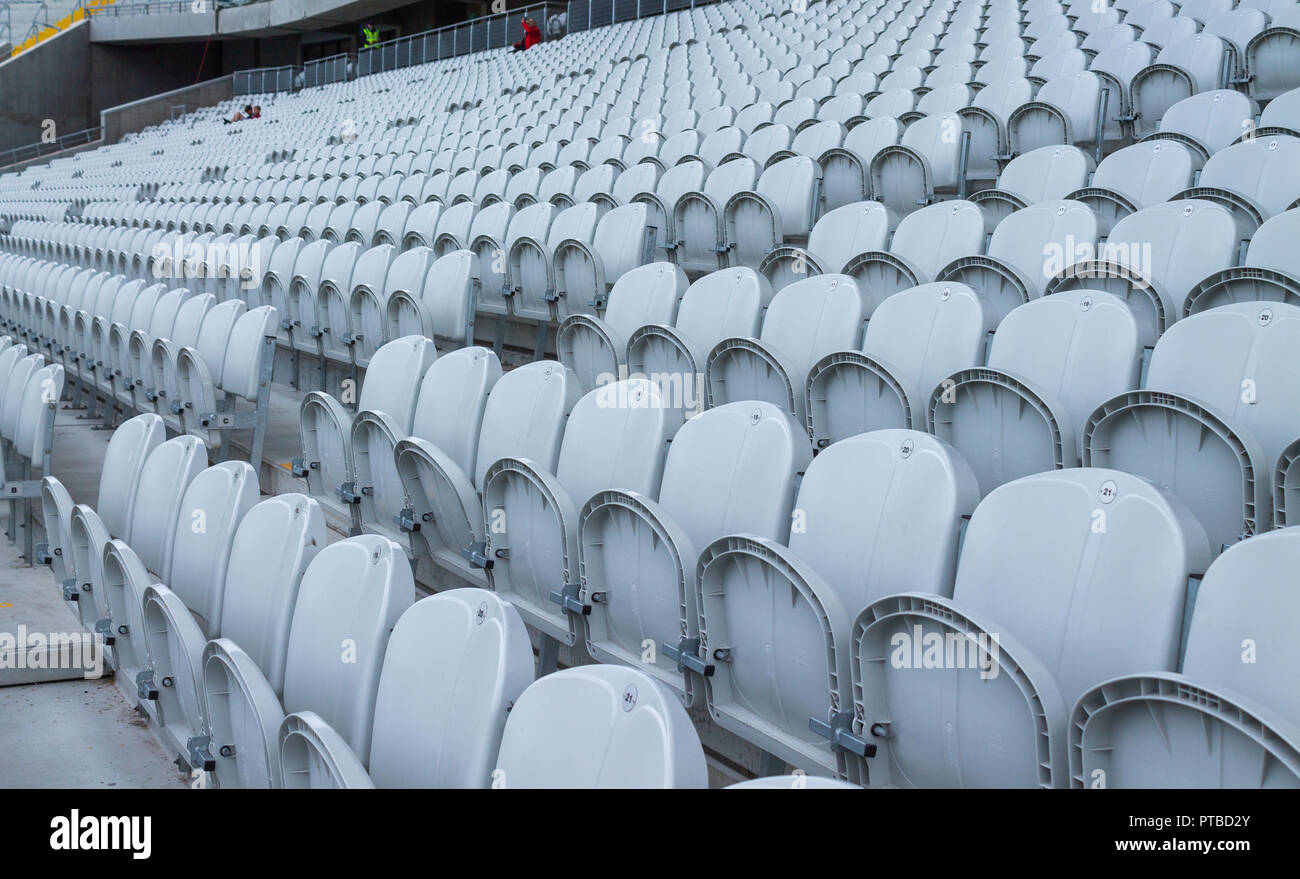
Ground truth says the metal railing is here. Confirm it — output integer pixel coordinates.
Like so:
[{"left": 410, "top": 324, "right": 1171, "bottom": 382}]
[
  {"left": 355, "top": 3, "right": 562, "bottom": 77},
  {"left": 567, "top": 0, "right": 717, "bottom": 31},
  {"left": 0, "top": 125, "right": 101, "bottom": 170},
  {"left": 301, "top": 51, "right": 351, "bottom": 90},
  {"left": 101, "top": 0, "right": 210, "bottom": 15},
  {"left": 232, "top": 64, "right": 296, "bottom": 96}
]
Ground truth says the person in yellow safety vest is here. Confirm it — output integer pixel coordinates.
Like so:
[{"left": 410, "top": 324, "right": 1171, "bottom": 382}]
[{"left": 362, "top": 23, "right": 380, "bottom": 48}]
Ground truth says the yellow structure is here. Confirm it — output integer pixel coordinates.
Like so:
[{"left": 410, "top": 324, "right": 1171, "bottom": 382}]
[{"left": 11, "top": 0, "right": 116, "bottom": 57}]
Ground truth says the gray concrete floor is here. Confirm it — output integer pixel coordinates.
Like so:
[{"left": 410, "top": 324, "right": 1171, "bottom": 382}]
[{"left": 0, "top": 502, "right": 186, "bottom": 788}]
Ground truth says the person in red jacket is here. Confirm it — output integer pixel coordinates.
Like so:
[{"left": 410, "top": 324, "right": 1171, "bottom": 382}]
[{"left": 512, "top": 16, "right": 541, "bottom": 51}]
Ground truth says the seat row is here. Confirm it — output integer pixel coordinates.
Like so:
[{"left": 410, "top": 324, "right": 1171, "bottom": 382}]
[{"left": 36, "top": 411, "right": 709, "bottom": 788}]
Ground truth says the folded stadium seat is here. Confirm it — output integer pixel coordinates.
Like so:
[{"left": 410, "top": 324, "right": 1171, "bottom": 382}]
[
  {"left": 42, "top": 411, "right": 162, "bottom": 610},
  {"left": 467, "top": 196, "right": 535, "bottom": 309},
  {"left": 1007, "top": 71, "right": 1106, "bottom": 160},
  {"left": 805, "top": 282, "right": 986, "bottom": 449},
  {"left": 539, "top": 166, "right": 581, "bottom": 210},
  {"left": 38, "top": 475, "right": 80, "bottom": 615},
  {"left": 870, "top": 112, "right": 967, "bottom": 218},
  {"left": 1252, "top": 72, "right": 1296, "bottom": 125},
  {"left": 1277, "top": 437, "right": 1300, "bottom": 526},
  {"left": 863, "top": 88, "right": 917, "bottom": 124},
  {"left": 280, "top": 238, "right": 335, "bottom": 370},
  {"left": 1071, "top": 526, "right": 1300, "bottom": 787},
  {"left": 937, "top": 199, "right": 1099, "bottom": 332},
  {"left": 904, "top": 84, "right": 974, "bottom": 128},
  {"left": 605, "top": 162, "right": 660, "bottom": 212},
  {"left": 817, "top": 117, "right": 900, "bottom": 212},
  {"left": 434, "top": 198, "right": 480, "bottom": 253},
  {"left": 400, "top": 202, "right": 446, "bottom": 252},
  {"left": 200, "top": 534, "right": 412, "bottom": 787},
  {"left": 930, "top": 289, "right": 1142, "bottom": 497},
  {"left": 1245, "top": 3, "right": 1300, "bottom": 102},
  {"left": 90, "top": 277, "right": 149, "bottom": 411},
  {"left": 634, "top": 159, "right": 705, "bottom": 266},
  {"left": 151, "top": 297, "right": 240, "bottom": 434},
  {"left": 381, "top": 207, "right": 417, "bottom": 249},
  {"left": 722, "top": 156, "right": 820, "bottom": 270},
  {"left": 1063, "top": 140, "right": 1198, "bottom": 237},
  {"left": 345, "top": 202, "right": 385, "bottom": 246},
  {"left": 130, "top": 462, "right": 258, "bottom": 763},
  {"left": 971, "top": 144, "right": 1095, "bottom": 236},
  {"left": 851, "top": 467, "right": 1209, "bottom": 787},
  {"left": 393, "top": 175, "right": 425, "bottom": 207},
  {"left": 1171, "top": 134, "right": 1300, "bottom": 244},
  {"left": 2, "top": 359, "right": 64, "bottom": 562},
  {"left": 482, "top": 377, "right": 676, "bottom": 651},
  {"left": 395, "top": 360, "right": 578, "bottom": 590},
  {"left": 577, "top": 399, "right": 809, "bottom": 704},
  {"left": 172, "top": 304, "right": 278, "bottom": 462},
  {"left": 1089, "top": 40, "right": 1154, "bottom": 141},
  {"left": 759, "top": 201, "right": 893, "bottom": 293},
  {"left": 93, "top": 435, "right": 207, "bottom": 707},
  {"left": 289, "top": 238, "right": 356, "bottom": 370},
  {"left": 299, "top": 202, "right": 336, "bottom": 243},
  {"left": 552, "top": 202, "right": 658, "bottom": 321},
  {"left": 259, "top": 237, "right": 304, "bottom": 349},
  {"left": 494, "top": 665, "right": 707, "bottom": 789},
  {"left": 278, "top": 535, "right": 413, "bottom": 764},
  {"left": 695, "top": 428, "right": 977, "bottom": 780},
  {"left": 1130, "top": 34, "right": 1231, "bottom": 140},
  {"left": 623, "top": 266, "right": 774, "bottom": 414},
  {"left": 262, "top": 204, "right": 294, "bottom": 241},
  {"left": 474, "top": 169, "right": 513, "bottom": 208},
  {"left": 1138, "top": 14, "right": 1201, "bottom": 54},
  {"left": 211, "top": 492, "right": 325, "bottom": 708},
  {"left": 333, "top": 243, "right": 402, "bottom": 369},
  {"left": 1084, "top": 301, "right": 1300, "bottom": 552},
  {"left": 572, "top": 165, "right": 621, "bottom": 216},
  {"left": 1205, "top": 7, "right": 1270, "bottom": 86},
  {"left": 557, "top": 262, "right": 689, "bottom": 392},
  {"left": 323, "top": 202, "right": 359, "bottom": 244},
  {"left": 108, "top": 281, "right": 166, "bottom": 409},
  {"left": 728, "top": 776, "right": 863, "bottom": 789},
  {"left": 1183, "top": 208, "right": 1300, "bottom": 315},
  {"left": 672, "top": 159, "right": 760, "bottom": 274},
  {"left": 1046, "top": 199, "right": 1239, "bottom": 349},
  {"left": 706, "top": 274, "right": 864, "bottom": 424},
  {"left": 842, "top": 198, "right": 985, "bottom": 316},
  {"left": 276, "top": 711, "right": 375, "bottom": 789},
  {"left": 297, "top": 335, "right": 436, "bottom": 520},
  {"left": 353, "top": 347, "right": 499, "bottom": 545},
  {"left": 283, "top": 589, "right": 531, "bottom": 788},
  {"left": 71, "top": 273, "right": 124, "bottom": 410}
]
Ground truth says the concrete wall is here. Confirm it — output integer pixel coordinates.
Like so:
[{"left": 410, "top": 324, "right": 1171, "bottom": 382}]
[
  {"left": 100, "top": 74, "right": 235, "bottom": 144},
  {"left": 0, "top": 22, "right": 93, "bottom": 156}
]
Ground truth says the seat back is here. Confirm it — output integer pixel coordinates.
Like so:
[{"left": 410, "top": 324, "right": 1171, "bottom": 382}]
[
  {"left": 367, "top": 589, "right": 533, "bottom": 787},
  {"left": 126, "top": 435, "right": 207, "bottom": 582},
  {"left": 472, "top": 360, "right": 581, "bottom": 490},
  {"left": 169, "top": 461, "right": 259, "bottom": 636},
  {"left": 95, "top": 413, "right": 165, "bottom": 541},
  {"left": 282, "top": 535, "right": 414, "bottom": 766},
  {"left": 494, "top": 665, "right": 707, "bottom": 788},
  {"left": 218, "top": 494, "right": 327, "bottom": 695}
]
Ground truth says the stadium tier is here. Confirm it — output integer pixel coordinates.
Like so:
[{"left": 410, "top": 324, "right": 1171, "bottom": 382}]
[{"left": 0, "top": 0, "right": 1299, "bottom": 791}]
